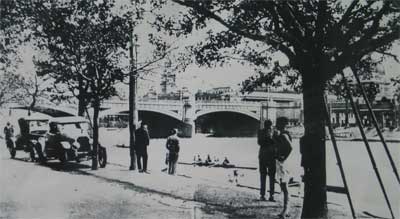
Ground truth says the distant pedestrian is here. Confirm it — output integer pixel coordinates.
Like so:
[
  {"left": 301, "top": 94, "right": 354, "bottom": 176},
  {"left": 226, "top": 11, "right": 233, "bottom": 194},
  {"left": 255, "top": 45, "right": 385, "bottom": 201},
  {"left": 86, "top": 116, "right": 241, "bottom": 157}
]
[
  {"left": 4, "top": 122, "right": 14, "bottom": 140},
  {"left": 275, "top": 117, "right": 293, "bottom": 218},
  {"left": 4, "top": 122, "right": 14, "bottom": 149},
  {"left": 135, "top": 123, "right": 150, "bottom": 173},
  {"left": 257, "top": 119, "right": 277, "bottom": 202},
  {"left": 166, "top": 129, "right": 180, "bottom": 175}
]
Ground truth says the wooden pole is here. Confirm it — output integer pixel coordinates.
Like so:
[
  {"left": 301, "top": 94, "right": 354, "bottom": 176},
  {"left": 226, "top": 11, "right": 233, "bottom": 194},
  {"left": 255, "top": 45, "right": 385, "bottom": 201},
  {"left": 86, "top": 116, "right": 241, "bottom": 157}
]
[
  {"left": 349, "top": 66, "right": 400, "bottom": 185},
  {"left": 128, "top": 0, "right": 137, "bottom": 170},
  {"left": 341, "top": 71, "right": 395, "bottom": 219},
  {"left": 323, "top": 95, "right": 356, "bottom": 219}
]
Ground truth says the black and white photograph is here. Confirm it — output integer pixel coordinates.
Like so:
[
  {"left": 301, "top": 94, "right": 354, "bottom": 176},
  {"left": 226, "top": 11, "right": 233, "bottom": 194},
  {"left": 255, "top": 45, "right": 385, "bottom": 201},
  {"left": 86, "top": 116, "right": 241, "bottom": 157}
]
[{"left": 0, "top": 0, "right": 399, "bottom": 218}]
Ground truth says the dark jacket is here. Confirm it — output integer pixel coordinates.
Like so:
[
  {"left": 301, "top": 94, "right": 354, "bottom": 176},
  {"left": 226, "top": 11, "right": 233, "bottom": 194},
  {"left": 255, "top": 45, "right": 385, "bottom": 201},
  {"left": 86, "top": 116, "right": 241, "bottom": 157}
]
[
  {"left": 135, "top": 128, "right": 150, "bottom": 151},
  {"left": 275, "top": 130, "right": 292, "bottom": 162},
  {"left": 166, "top": 136, "right": 180, "bottom": 154},
  {"left": 4, "top": 126, "right": 14, "bottom": 139},
  {"left": 257, "top": 129, "right": 277, "bottom": 161}
]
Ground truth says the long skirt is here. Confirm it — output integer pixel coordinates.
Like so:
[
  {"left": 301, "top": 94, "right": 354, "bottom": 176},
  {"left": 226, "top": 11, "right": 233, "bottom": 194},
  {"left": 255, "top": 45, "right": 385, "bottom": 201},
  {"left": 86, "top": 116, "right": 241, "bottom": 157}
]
[{"left": 168, "top": 153, "right": 179, "bottom": 175}]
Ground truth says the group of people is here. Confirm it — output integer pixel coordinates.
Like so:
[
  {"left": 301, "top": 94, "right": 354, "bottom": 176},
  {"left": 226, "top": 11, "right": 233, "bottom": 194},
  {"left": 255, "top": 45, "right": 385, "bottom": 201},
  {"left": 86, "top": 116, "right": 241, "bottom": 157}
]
[
  {"left": 258, "top": 117, "right": 293, "bottom": 218},
  {"left": 193, "top": 154, "right": 231, "bottom": 166},
  {"left": 129, "top": 122, "right": 180, "bottom": 175}
]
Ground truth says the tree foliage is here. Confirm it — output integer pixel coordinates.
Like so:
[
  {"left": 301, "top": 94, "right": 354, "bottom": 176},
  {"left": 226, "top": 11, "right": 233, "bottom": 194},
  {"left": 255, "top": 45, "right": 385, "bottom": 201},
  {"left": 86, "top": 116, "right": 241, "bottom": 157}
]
[
  {"left": 0, "top": 71, "right": 23, "bottom": 107},
  {"left": 0, "top": 0, "right": 26, "bottom": 67},
  {"left": 156, "top": 0, "right": 399, "bottom": 86},
  {"left": 22, "top": 0, "right": 133, "bottom": 169},
  {"left": 27, "top": 0, "right": 130, "bottom": 106}
]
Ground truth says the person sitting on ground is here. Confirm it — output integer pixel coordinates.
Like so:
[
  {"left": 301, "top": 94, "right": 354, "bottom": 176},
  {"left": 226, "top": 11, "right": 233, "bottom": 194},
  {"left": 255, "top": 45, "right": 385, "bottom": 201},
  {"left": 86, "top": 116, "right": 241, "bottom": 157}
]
[
  {"left": 222, "top": 157, "right": 230, "bottom": 166},
  {"left": 205, "top": 154, "right": 212, "bottom": 165},
  {"left": 213, "top": 156, "right": 219, "bottom": 163},
  {"left": 197, "top": 154, "right": 202, "bottom": 162}
]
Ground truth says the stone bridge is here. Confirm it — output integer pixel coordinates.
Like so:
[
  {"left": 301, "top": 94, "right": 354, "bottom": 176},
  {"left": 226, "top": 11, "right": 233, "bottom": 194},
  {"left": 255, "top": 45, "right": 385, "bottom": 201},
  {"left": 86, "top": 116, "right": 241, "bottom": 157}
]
[
  {"left": 7, "top": 98, "right": 302, "bottom": 137},
  {"left": 100, "top": 100, "right": 263, "bottom": 121}
]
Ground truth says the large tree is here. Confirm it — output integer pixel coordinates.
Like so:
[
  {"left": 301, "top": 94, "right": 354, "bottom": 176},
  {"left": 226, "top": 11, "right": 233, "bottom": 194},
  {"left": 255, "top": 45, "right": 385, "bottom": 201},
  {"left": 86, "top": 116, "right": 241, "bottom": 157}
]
[
  {"left": 27, "top": 0, "right": 131, "bottom": 170},
  {"left": 156, "top": 1, "right": 400, "bottom": 218},
  {"left": 0, "top": 0, "right": 29, "bottom": 108}
]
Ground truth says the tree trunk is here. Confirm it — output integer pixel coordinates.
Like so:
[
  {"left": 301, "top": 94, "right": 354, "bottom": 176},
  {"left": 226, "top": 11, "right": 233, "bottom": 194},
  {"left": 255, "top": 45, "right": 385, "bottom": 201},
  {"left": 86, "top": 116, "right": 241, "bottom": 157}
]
[
  {"left": 78, "top": 76, "right": 86, "bottom": 116},
  {"left": 91, "top": 97, "right": 100, "bottom": 170},
  {"left": 300, "top": 73, "right": 327, "bottom": 219},
  {"left": 28, "top": 94, "right": 36, "bottom": 116},
  {"left": 345, "top": 99, "right": 349, "bottom": 127}
]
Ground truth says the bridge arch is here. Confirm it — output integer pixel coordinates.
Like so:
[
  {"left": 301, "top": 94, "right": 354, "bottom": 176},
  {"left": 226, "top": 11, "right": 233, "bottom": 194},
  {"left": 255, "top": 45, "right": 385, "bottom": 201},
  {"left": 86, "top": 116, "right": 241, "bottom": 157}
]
[
  {"left": 195, "top": 109, "right": 260, "bottom": 121},
  {"left": 139, "top": 109, "right": 182, "bottom": 121},
  {"left": 194, "top": 109, "right": 260, "bottom": 137}
]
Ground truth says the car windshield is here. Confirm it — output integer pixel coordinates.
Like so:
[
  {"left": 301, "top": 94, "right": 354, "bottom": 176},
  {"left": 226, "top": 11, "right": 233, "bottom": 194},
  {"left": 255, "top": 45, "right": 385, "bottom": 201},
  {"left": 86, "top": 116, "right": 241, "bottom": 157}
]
[{"left": 29, "top": 120, "right": 48, "bottom": 131}]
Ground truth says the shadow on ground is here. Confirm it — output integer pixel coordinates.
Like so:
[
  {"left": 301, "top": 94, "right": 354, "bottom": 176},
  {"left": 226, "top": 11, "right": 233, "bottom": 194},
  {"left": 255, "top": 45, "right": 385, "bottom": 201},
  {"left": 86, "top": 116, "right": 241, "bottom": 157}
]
[{"left": 40, "top": 161, "right": 92, "bottom": 173}]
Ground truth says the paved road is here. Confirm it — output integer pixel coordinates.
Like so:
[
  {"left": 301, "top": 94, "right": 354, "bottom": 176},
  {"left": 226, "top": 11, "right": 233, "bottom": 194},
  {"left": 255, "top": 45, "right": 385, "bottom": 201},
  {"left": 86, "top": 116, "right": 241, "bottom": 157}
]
[{"left": 0, "top": 146, "right": 225, "bottom": 219}]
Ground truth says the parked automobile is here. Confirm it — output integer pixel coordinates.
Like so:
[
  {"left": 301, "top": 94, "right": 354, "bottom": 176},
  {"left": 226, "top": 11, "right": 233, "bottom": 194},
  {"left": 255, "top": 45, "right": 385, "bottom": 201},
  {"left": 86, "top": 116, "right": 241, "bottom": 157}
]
[
  {"left": 11, "top": 115, "right": 49, "bottom": 162},
  {"left": 44, "top": 116, "right": 107, "bottom": 167}
]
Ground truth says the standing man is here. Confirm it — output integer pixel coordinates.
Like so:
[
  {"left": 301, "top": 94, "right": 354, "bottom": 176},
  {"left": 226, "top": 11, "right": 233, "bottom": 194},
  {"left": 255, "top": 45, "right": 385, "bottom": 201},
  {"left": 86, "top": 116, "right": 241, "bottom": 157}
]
[
  {"left": 275, "top": 117, "right": 293, "bottom": 218},
  {"left": 257, "top": 119, "right": 277, "bottom": 201},
  {"left": 4, "top": 122, "right": 14, "bottom": 146},
  {"left": 135, "top": 122, "right": 150, "bottom": 173},
  {"left": 166, "top": 128, "right": 180, "bottom": 175}
]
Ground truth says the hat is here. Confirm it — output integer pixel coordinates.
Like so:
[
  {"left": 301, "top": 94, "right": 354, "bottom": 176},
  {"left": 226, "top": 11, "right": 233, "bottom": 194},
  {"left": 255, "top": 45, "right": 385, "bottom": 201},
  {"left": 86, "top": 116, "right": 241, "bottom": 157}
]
[
  {"left": 264, "top": 119, "right": 272, "bottom": 128},
  {"left": 276, "top": 117, "right": 289, "bottom": 128}
]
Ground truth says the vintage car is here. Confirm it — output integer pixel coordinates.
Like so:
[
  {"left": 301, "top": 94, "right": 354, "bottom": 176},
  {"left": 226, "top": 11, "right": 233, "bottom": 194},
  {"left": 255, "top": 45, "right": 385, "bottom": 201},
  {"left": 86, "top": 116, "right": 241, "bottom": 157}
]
[
  {"left": 44, "top": 116, "right": 107, "bottom": 167},
  {"left": 10, "top": 115, "right": 49, "bottom": 162}
]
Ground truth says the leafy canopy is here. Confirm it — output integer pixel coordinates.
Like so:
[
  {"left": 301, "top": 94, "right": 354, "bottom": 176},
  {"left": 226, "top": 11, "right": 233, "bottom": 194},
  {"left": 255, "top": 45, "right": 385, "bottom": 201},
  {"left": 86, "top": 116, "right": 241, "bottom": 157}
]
[{"left": 155, "top": 0, "right": 399, "bottom": 92}]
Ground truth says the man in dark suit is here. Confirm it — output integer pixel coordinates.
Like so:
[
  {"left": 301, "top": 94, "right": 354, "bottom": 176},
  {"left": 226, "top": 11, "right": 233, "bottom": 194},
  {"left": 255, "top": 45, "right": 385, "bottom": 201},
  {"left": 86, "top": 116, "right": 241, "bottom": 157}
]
[
  {"left": 135, "top": 122, "right": 150, "bottom": 173},
  {"left": 257, "top": 119, "right": 277, "bottom": 201}
]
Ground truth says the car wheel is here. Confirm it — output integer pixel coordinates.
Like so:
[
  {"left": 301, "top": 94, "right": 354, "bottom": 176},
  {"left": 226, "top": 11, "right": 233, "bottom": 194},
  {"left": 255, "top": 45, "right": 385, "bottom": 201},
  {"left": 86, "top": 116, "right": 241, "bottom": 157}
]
[
  {"left": 59, "top": 149, "right": 68, "bottom": 164},
  {"left": 7, "top": 140, "right": 16, "bottom": 159},
  {"left": 98, "top": 146, "right": 107, "bottom": 168}
]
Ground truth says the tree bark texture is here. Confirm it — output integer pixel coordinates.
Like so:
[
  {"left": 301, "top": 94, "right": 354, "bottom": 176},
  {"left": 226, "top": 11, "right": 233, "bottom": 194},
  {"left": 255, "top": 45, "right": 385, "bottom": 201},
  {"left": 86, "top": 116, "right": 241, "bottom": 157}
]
[
  {"left": 300, "top": 72, "right": 327, "bottom": 219},
  {"left": 78, "top": 76, "right": 86, "bottom": 117},
  {"left": 91, "top": 97, "right": 99, "bottom": 170}
]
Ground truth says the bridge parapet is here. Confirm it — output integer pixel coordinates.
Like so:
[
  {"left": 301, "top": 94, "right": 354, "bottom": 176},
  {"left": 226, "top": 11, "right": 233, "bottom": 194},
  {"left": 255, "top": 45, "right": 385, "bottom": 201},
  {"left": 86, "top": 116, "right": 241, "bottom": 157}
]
[{"left": 196, "top": 100, "right": 261, "bottom": 112}]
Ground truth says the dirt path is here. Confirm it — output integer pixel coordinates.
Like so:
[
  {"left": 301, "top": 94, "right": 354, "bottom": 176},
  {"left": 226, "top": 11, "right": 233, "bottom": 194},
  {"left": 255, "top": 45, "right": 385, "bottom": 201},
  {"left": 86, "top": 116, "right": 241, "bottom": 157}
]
[{"left": 0, "top": 150, "right": 226, "bottom": 219}]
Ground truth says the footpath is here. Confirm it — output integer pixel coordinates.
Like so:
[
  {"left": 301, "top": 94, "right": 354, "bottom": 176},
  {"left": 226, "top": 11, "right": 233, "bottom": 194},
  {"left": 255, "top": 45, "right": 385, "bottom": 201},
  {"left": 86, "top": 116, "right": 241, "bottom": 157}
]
[{"left": 76, "top": 159, "right": 352, "bottom": 219}]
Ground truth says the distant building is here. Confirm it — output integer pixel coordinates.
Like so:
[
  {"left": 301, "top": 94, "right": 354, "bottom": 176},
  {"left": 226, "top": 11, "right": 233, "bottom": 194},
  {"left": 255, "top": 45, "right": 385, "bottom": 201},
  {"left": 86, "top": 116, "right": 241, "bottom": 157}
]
[
  {"left": 160, "top": 60, "right": 177, "bottom": 95},
  {"left": 329, "top": 78, "right": 400, "bottom": 129}
]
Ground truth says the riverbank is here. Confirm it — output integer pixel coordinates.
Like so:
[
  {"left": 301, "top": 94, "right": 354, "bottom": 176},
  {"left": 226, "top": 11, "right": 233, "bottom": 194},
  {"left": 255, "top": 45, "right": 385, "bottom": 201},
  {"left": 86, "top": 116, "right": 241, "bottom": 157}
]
[{"left": 288, "top": 126, "right": 400, "bottom": 142}]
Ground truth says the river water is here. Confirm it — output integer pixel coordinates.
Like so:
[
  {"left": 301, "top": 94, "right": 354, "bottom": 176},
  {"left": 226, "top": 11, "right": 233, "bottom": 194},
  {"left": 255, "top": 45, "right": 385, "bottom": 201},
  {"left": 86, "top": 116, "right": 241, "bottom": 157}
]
[{"left": 141, "top": 135, "right": 399, "bottom": 218}]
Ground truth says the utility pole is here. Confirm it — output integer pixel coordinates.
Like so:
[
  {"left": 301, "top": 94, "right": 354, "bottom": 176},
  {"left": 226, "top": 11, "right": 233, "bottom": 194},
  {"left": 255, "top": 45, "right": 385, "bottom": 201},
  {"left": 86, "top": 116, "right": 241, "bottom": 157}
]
[{"left": 128, "top": 0, "right": 137, "bottom": 170}]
